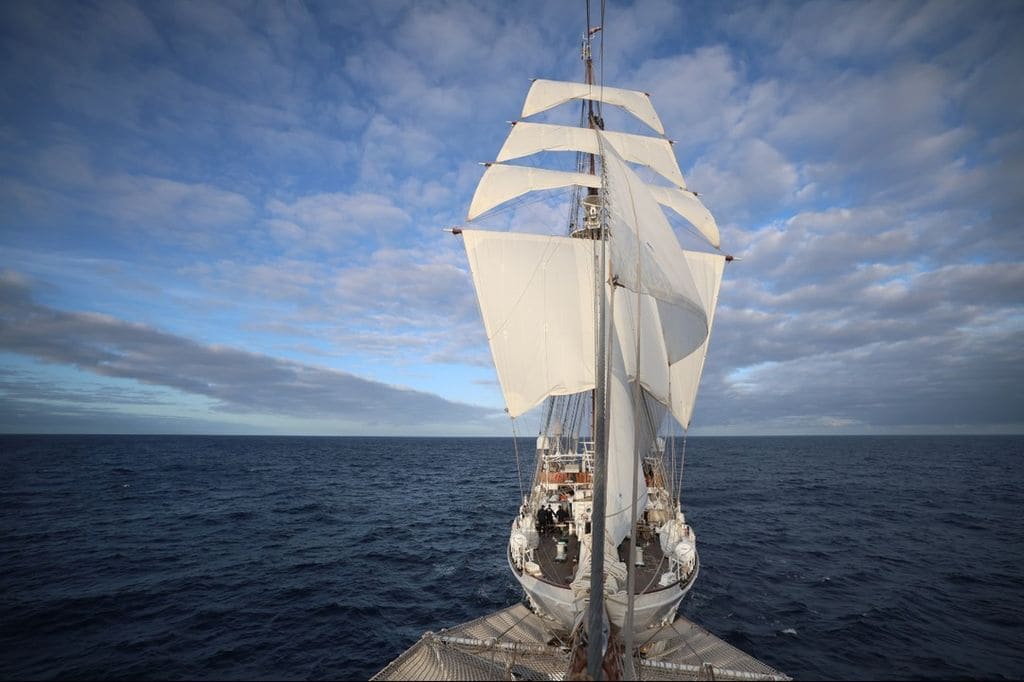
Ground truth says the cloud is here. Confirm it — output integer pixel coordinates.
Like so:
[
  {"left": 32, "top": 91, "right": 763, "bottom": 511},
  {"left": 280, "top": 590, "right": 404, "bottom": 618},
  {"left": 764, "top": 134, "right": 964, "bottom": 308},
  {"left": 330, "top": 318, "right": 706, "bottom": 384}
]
[
  {"left": 265, "top": 191, "right": 410, "bottom": 251},
  {"left": 106, "top": 175, "right": 255, "bottom": 243},
  {"left": 172, "top": 234, "right": 488, "bottom": 366},
  {"left": 694, "top": 250, "right": 1024, "bottom": 433},
  {"left": 631, "top": 46, "right": 744, "bottom": 147},
  {"left": 308, "top": 243, "right": 490, "bottom": 366},
  {"left": 355, "top": 115, "right": 448, "bottom": 187},
  {"left": 0, "top": 273, "right": 502, "bottom": 432},
  {"left": 690, "top": 138, "right": 801, "bottom": 223},
  {"left": 705, "top": 324, "right": 1024, "bottom": 431},
  {"left": 5, "top": 142, "right": 257, "bottom": 251},
  {"left": 2, "top": 0, "right": 1022, "bottom": 436}
]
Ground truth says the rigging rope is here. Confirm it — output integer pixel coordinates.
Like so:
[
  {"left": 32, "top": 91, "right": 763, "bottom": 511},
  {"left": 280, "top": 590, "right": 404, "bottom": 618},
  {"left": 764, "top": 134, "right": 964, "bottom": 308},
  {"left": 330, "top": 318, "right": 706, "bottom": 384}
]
[
  {"left": 676, "top": 429, "right": 689, "bottom": 502},
  {"left": 669, "top": 424, "right": 677, "bottom": 502},
  {"left": 599, "top": 0, "right": 605, "bottom": 107},
  {"left": 623, "top": 4, "right": 644, "bottom": 658},
  {"left": 511, "top": 417, "right": 525, "bottom": 504}
]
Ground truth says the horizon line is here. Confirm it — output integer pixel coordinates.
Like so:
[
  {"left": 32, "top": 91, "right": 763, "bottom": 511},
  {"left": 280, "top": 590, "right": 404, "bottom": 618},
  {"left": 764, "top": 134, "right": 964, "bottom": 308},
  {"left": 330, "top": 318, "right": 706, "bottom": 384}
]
[{"left": 2, "top": 431, "right": 1021, "bottom": 438}]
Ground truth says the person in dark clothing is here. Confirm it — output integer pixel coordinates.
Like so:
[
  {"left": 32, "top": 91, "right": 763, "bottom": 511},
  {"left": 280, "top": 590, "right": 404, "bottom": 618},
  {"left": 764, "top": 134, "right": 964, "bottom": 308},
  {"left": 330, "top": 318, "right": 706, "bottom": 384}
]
[
  {"left": 543, "top": 505, "right": 558, "bottom": 533},
  {"left": 556, "top": 505, "right": 570, "bottom": 524},
  {"left": 536, "top": 505, "right": 553, "bottom": 533}
]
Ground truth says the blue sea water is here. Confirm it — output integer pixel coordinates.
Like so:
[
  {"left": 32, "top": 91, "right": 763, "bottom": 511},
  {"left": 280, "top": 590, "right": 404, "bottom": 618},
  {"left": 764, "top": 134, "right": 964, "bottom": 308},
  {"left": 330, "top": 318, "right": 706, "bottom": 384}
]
[{"left": 1, "top": 435, "right": 1022, "bottom": 680}]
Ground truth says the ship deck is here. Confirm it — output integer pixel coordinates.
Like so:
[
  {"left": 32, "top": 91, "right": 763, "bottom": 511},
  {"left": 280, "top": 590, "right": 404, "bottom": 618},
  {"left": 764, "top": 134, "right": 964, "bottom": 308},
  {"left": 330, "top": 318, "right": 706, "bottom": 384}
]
[
  {"left": 372, "top": 602, "right": 790, "bottom": 681},
  {"left": 532, "top": 526, "right": 676, "bottom": 593}
]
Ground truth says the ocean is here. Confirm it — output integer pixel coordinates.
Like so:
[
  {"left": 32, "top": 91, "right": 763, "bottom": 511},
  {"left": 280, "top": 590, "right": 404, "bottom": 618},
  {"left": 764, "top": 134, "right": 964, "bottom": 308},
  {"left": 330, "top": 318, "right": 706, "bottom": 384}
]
[{"left": 1, "top": 435, "right": 1022, "bottom": 680}]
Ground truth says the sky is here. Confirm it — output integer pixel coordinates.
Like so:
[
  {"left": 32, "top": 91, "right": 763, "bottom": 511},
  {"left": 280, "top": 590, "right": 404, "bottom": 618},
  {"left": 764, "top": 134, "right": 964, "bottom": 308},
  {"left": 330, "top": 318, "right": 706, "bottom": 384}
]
[{"left": 0, "top": 0, "right": 1021, "bottom": 436}]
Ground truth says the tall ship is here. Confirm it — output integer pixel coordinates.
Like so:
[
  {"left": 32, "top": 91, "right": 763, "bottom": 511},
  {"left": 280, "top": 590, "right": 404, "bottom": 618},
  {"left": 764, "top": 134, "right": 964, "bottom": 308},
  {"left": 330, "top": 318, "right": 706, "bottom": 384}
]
[{"left": 375, "top": 6, "right": 787, "bottom": 680}]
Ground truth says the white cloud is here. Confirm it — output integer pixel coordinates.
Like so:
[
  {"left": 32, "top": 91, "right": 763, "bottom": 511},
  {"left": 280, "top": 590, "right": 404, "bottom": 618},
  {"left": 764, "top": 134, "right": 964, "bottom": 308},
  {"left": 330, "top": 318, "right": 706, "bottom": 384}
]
[
  {"left": 633, "top": 46, "right": 743, "bottom": 146},
  {"left": 266, "top": 191, "right": 410, "bottom": 251},
  {"left": 356, "top": 115, "right": 447, "bottom": 186},
  {"left": 324, "top": 244, "right": 485, "bottom": 360},
  {"left": 690, "top": 137, "right": 800, "bottom": 222},
  {"left": 0, "top": 273, "right": 501, "bottom": 432},
  {"left": 1, "top": 0, "right": 1022, "bottom": 435},
  {"left": 9, "top": 142, "right": 256, "bottom": 248}
]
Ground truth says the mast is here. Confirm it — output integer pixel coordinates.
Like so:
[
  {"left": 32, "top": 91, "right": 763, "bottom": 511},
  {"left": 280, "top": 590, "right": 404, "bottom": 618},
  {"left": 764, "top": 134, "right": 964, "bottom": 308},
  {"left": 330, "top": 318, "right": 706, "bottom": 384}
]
[{"left": 583, "top": 4, "right": 611, "bottom": 678}]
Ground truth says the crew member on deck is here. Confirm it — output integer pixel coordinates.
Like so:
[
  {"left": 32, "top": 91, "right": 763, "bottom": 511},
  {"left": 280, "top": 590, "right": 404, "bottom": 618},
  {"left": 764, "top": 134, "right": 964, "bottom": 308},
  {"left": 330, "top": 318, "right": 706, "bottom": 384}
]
[
  {"left": 537, "top": 505, "right": 553, "bottom": 533},
  {"left": 544, "top": 505, "right": 557, "bottom": 533}
]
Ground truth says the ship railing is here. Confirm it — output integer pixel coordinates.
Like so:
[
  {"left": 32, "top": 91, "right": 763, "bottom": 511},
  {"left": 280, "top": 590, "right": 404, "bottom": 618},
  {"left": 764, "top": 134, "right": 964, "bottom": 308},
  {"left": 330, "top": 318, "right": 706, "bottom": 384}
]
[{"left": 541, "top": 451, "right": 594, "bottom": 471}]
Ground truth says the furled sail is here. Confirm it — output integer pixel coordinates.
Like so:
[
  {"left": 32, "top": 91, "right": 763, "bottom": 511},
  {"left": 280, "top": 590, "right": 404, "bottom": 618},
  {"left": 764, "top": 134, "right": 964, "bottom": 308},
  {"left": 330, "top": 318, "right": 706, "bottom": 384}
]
[
  {"left": 462, "top": 229, "right": 597, "bottom": 417},
  {"left": 497, "top": 122, "right": 687, "bottom": 189},
  {"left": 469, "top": 162, "right": 720, "bottom": 247},
  {"left": 522, "top": 79, "right": 665, "bottom": 134}
]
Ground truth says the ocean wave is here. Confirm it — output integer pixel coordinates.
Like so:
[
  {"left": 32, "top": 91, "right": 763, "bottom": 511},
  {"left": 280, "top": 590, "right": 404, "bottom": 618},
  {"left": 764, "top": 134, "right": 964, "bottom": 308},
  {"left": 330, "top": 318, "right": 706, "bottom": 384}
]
[{"left": 1, "top": 434, "right": 1022, "bottom": 680}]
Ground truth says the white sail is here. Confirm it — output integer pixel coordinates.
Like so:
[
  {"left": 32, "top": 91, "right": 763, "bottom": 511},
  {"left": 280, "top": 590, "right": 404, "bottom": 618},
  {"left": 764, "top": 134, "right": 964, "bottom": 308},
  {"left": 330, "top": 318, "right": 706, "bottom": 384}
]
[
  {"left": 613, "top": 290, "right": 670, "bottom": 401},
  {"left": 598, "top": 130, "right": 725, "bottom": 547},
  {"left": 462, "top": 229, "right": 597, "bottom": 417},
  {"left": 599, "top": 129, "right": 709, "bottom": 361},
  {"left": 605, "top": 296, "right": 649, "bottom": 546},
  {"left": 614, "top": 252, "right": 726, "bottom": 427},
  {"left": 667, "top": 250, "right": 726, "bottom": 428},
  {"left": 522, "top": 79, "right": 665, "bottom": 134},
  {"left": 467, "top": 164, "right": 597, "bottom": 221},
  {"left": 496, "top": 122, "right": 687, "bottom": 189},
  {"left": 647, "top": 185, "right": 720, "bottom": 248},
  {"left": 469, "top": 163, "right": 719, "bottom": 248}
]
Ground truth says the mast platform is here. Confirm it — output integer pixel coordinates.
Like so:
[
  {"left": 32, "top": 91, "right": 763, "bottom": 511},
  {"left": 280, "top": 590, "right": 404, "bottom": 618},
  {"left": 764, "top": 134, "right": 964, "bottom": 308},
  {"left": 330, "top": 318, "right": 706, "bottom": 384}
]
[{"left": 372, "top": 603, "right": 790, "bottom": 681}]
